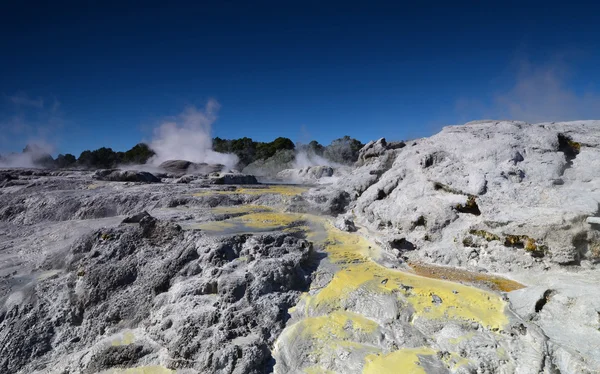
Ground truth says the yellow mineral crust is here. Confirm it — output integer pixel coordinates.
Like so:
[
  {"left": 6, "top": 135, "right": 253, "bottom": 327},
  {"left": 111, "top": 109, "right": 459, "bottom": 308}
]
[
  {"left": 110, "top": 331, "right": 135, "bottom": 346},
  {"left": 279, "top": 311, "right": 381, "bottom": 372},
  {"left": 304, "top": 367, "right": 338, "bottom": 374},
  {"left": 296, "top": 311, "right": 379, "bottom": 341},
  {"left": 363, "top": 348, "right": 436, "bottom": 374},
  {"left": 304, "top": 223, "right": 509, "bottom": 330},
  {"left": 238, "top": 211, "right": 305, "bottom": 229},
  {"left": 196, "top": 202, "right": 511, "bottom": 372},
  {"left": 103, "top": 366, "right": 174, "bottom": 374},
  {"left": 212, "top": 204, "right": 274, "bottom": 214},
  {"left": 236, "top": 185, "right": 309, "bottom": 196},
  {"left": 193, "top": 185, "right": 309, "bottom": 197},
  {"left": 191, "top": 210, "right": 309, "bottom": 233}
]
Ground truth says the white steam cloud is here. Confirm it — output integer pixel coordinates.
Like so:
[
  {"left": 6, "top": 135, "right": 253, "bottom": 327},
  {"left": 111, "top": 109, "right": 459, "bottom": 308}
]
[
  {"left": 293, "top": 150, "right": 339, "bottom": 168},
  {"left": 0, "top": 142, "right": 54, "bottom": 168},
  {"left": 148, "top": 100, "right": 238, "bottom": 170}
]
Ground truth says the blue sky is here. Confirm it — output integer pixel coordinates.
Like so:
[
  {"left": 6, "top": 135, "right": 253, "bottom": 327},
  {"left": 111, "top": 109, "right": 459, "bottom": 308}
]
[{"left": 1, "top": 1, "right": 600, "bottom": 156}]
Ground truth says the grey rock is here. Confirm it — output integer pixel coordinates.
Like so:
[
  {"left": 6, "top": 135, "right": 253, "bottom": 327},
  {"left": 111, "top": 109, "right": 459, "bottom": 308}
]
[
  {"left": 356, "top": 137, "right": 405, "bottom": 166},
  {"left": 334, "top": 215, "right": 357, "bottom": 232},
  {"left": 85, "top": 344, "right": 151, "bottom": 374},
  {"left": 121, "top": 211, "right": 152, "bottom": 224},
  {"left": 93, "top": 169, "right": 160, "bottom": 183},
  {"left": 0, "top": 171, "right": 317, "bottom": 373},
  {"left": 210, "top": 173, "right": 258, "bottom": 185},
  {"left": 159, "top": 160, "right": 224, "bottom": 176},
  {"left": 2, "top": 119, "right": 600, "bottom": 374}
]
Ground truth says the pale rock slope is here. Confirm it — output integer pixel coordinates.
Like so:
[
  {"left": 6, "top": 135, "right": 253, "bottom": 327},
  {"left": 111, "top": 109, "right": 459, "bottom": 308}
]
[{"left": 304, "top": 120, "right": 600, "bottom": 373}]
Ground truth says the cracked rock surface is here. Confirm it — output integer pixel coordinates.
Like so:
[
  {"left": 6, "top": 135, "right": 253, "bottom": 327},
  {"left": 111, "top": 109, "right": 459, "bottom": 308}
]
[
  {"left": 0, "top": 174, "right": 316, "bottom": 373},
  {"left": 1, "top": 120, "right": 600, "bottom": 374}
]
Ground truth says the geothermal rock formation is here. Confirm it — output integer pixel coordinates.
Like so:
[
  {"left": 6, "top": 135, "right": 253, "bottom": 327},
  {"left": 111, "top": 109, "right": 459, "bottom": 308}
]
[{"left": 0, "top": 120, "right": 599, "bottom": 374}]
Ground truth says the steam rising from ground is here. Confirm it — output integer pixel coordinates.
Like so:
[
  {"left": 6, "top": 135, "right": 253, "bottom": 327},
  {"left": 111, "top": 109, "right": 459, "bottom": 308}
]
[
  {"left": 0, "top": 142, "right": 54, "bottom": 168},
  {"left": 149, "top": 100, "right": 238, "bottom": 170},
  {"left": 293, "top": 150, "right": 340, "bottom": 168}
]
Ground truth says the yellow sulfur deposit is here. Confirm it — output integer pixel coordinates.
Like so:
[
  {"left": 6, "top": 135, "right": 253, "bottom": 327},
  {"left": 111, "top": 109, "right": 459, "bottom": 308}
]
[
  {"left": 111, "top": 331, "right": 135, "bottom": 346},
  {"left": 197, "top": 201, "right": 511, "bottom": 372},
  {"left": 105, "top": 366, "right": 174, "bottom": 374},
  {"left": 363, "top": 348, "right": 436, "bottom": 374},
  {"left": 193, "top": 185, "right": 309, "bottom": 197},
  {"left": 304, "top": 367, "right": 338, "bottom": 374},
  {"left": 212, "top": 204, "right": 274, "bottom": 214},
  {"left": 238, "top": 211, "right": 305, "bottom": 229},
  {"left": 192, "top": 211, "right": 308, "bottom": 234},
  {"left": 296, "top": 311, "right": 379, "bottom": 341},
  {"left": 304, "top": 222, "right": 509, "bottom": 330}
]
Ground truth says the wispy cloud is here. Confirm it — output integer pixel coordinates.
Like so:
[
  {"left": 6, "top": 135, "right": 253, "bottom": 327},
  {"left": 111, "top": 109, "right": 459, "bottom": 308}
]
[
  {"left": 6, "top": 92, "right": 45, "bottom": 109},
  {"left": 456, "top": 58, "right": 600, "bottom": 123}
]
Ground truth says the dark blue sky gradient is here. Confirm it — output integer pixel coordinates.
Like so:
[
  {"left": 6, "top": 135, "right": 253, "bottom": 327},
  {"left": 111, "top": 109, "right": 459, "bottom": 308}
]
[{"left": 1, "top": 1, "right": 600, "bottom": 155}]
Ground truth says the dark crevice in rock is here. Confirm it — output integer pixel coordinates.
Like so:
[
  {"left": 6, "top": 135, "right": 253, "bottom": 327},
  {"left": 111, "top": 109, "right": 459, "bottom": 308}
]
[
  {"left": 421, "top": 151, "right": 446, "bottom": 169},
  {"left": 503, "top": 234, "right": 546, "bottom": 258},
  {"left": 469, "top": 229, "right": 500, "bottom": 242},
  {"left": 411, "top": 216, "right": 426, "bottom": 228},
  {"left": 423, "top": 155, "right": 435, "bottom": 168},
  {"left": 557, "top": 133, "right": 580, "bottom": 167},
  {"left": 455, "top": 196, "right": 481, "bottom": 216},
  {"left": 433, "top": 182, "right": 471, "bottom": 196},
  {"left": 535, "top": 289, "right": 554, "bottom": 313},
  {"left": 389, "top": 238, "right": 416, "bottom": 252},
  {"left": 511, "top": 151, "right": 524, "bottom": 165}
]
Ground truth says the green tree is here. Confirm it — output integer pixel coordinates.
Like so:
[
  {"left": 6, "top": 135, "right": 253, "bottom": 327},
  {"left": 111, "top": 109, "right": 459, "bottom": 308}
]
[
  {"left": 77, "top": 150, "right": 93, "bottom": 167},
  {"left": 324, "top": 136, "right": 364, "bottom": 165},
  {"left": 255, "top": 137, "right": 295, "bottom": 160},
  {"left": 123, "top": 143, "right": 155, "bottom": 164},
  {"left": 77, "top": 147, "right": 118, "bottom": 169},
  {"left": 308, "top": 140, "right": 324, "bottom": 155},
  {"left": 56, "top": 153, "right": 76, "bottom": 168}
]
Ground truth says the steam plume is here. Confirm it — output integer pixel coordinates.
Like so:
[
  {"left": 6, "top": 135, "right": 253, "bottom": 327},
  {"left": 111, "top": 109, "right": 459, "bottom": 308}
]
[
  {"left": 293, "top": 150, "right": 339, "bottom": 168},
  {"left": 0, "top": 142, "right": 54, "bottom": 168},
  {"left": 148, "top": 100, "right": 238, "bottom": 170}
]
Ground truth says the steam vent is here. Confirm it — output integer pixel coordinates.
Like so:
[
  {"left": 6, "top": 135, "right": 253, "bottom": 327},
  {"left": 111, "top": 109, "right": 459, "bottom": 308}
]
[{"left": 0, "top": 120, "right": 599, "bottom": 373}]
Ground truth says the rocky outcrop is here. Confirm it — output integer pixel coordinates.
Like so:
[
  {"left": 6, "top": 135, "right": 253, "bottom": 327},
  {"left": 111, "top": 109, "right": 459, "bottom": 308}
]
[
  {"left": 159, "top": 160, "right": 224, "bottom": 176},
  {"left": 0, "top": 211, "right": 316, "bottom": 373},
  {"left": 2, "top": 120, "right": 600, "bottom": 373},
  {"left": 318, "top": 121, "right": 600, "bottom": 271},
  {"left": 93, "top": 169, "right": 160, "bottom": 183},
  {"left": 355, "top": 137, "right": 405, "bottom": 166},
  {"left": 306, "top": 120, "right": 600, "bottom": 373},
  {"left": 210, "top": 173, "right": 258, "bottom": 185}
]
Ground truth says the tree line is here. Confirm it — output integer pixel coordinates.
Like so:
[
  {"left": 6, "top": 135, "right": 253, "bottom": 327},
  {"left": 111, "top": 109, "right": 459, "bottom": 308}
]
[
  {"left": 2, "top": 135, "right": 364, "bottom": 169},
  {"left": 214, "top": 135, "right": 364, "bottom": 168},
  {"left": 0, "top": 143, "right": 156, "bottom": 169}
]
